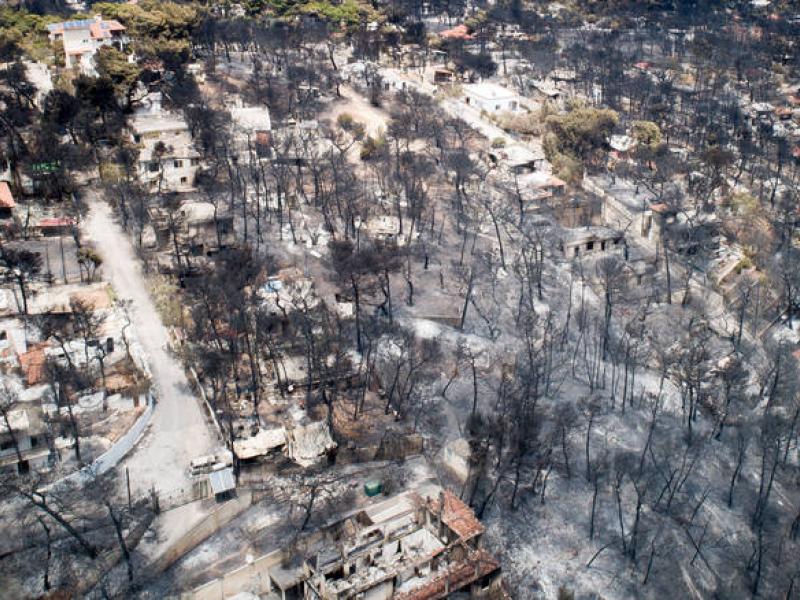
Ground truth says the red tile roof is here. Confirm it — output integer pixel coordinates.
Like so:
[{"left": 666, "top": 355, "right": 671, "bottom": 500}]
[
  {"left": 18, "top": 345, "right": 47, "bottom": 386},
  {"left": 440, "top": 24, "right": 474, "bottom": 40},
  {"left": 38, "top": 217, "right": 75, "bottom": 228},
  {"left": 0, "top": 182, "right": 14, "bottom": 208},
  {"left": 429, "top": 491, "right": 485, "bottom": 541},
  {"left": 394, "top": 549, "right": 500, "bottom": 600},
  {"left": 89, "top": 21, "right": 125, "bottom": 40}
]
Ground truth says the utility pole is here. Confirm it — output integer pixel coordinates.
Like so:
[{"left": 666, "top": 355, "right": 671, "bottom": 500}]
[{"left": 126, "top": 467, "right": 132, "bottom": 511}]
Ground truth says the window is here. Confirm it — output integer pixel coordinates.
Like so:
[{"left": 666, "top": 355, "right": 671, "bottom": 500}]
[
  {"left": 0, "top": 439, "right": 13, "bottom": 451},
  {"left": 180, "top": 177, "right": 188, "bottom": 184},
  {"left": 574, "top": 247, "right": 579, "bottom": 257},
  {"left": 586, "top": 241, "right": 594, "bottom": 251},
  {"left": 133, "top": 134, "right": 141, "bottom": 143},
  {"left": 30, "top": 436, "right": 39, "bottom": 448},
  {"left": 0, "top": 331, "right": 6, "bottom": 341},
  {"left": 190, "top": 158, "right": 200, "bottom": 166},
  {"left": 148, "top": 162, "right": 160, "bottom": 173},
  {"left": 174, "top": 159, "right": 183, "bottom": 168}
]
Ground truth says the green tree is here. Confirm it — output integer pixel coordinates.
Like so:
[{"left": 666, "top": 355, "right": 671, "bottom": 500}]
[
  {"left": 632, "top": 120, "right": 662, "bottom": 151},
  {"left": 95, "top": 47, "right": 142, "bottom": 109},
  {"left": 545, "top": 105, "right": 619, "bottom": 163}
]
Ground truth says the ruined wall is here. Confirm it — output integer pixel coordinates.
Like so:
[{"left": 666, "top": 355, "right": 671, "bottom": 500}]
[{"left": 189, "top": 549, "right": 284, "bottom": 600}]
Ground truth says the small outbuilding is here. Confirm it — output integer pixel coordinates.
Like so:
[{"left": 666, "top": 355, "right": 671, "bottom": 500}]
[{"left": 208, "top": 467, "right": 236, "bottom": 501}]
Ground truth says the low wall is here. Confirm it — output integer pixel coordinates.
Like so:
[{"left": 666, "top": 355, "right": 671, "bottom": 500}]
[
  {"left": 188, "top": 549, "right": 284, "bottom": 600},
  {"left": 92, "top": 392, "right": 154, "bottom": 476},
  {"left": 188, "top": 365, "right": 224, "bottom": 443},
  {"left": 50, "top": 392, "right": 154, "bottom": 490},
  {"left": 148, "top": 489, "right": 253, "bottom": 575}
]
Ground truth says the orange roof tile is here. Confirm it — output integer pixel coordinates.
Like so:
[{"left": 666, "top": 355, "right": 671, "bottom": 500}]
[
  {"left": 394, "top": 549, "right": 500, "bottom": 600},
  {"left": 0, "top": 181, "right": 14, "bottom": 208},
  {"left": 38, "top": 217, "right": 75, "bottom": 228},
  {"left": 440, "top": 24, "right": 474, "bottom": 40},
  {"left": 429, "top": 490, "right": 485, "bottom": 541},
  {"left": 18, "top": 345, "right": 47, "bottom": 385}
]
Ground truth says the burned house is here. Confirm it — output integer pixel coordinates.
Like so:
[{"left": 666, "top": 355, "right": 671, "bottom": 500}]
[
  {"left": 229, "top": 101, "right": 273, "bottom": 160},
  {"left": 487, "top": 144, "right": 546, "bottom": 175},
  {"left": 361, "top": 215, "right": 419, "bottom": 248},
  {"left": 0, "top": 407, "right": 50, "bottom": 475},
  {"left": 149, "top": 201, "right": 235, "bottom": 259},
  {"left": 560, "top": 226, "right": 626, "bottom": 259},
  {"left": 189, "top": 485, "right": 508, "bottom": 600}
]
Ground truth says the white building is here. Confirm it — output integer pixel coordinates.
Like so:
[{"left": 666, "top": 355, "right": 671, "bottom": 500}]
[
  {"left": 0, "top": 408, "right": 50, "bottom": 475},
  {"left": 229, "top": 101, "right": 272, "bottom": 158},
  {"left": 463, "top": 82, "right": 521, "bottom": 113},
  {"left": 48, "top": 15, "right": 128, "bottom": 76},
  {"left": 130, "top": 93, "right": 200, "bottom": 193}
]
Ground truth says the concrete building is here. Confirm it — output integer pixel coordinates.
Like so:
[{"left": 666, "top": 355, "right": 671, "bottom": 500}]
[
  {"left": 560, "top": 226, "right": 625, "bottom": 259},
  {"left": 149, "top": 201, "right": 234, "bottom": 257},
  {"left": 189, "top": 484, "right": 508, "bottom": 600},
  {"left": 362, "top": 214, "right": 419, "bottom": 247},
  {"left": 463, "top": 82, "right": 520, "bottom": 114},
  {"left": 0, "top": 408, "right": 50, "bottom": 475},
  {"left": 130, "top": 94, "right": 201, "bottom": 194},
  {"left": 47, "top": 15, "right": 127, "bottom": 75},
  {"left": 512, "top": 172, "right": 567, "bottom": 203},
  {"left": 584, "top": 176, "right": 658, "bottom": 242},
  {"left": 229, "top": 101, "right": 273, "bottom": 158},
  {"left": 488, "top": 144, "right": 546, "bottom": 174}
]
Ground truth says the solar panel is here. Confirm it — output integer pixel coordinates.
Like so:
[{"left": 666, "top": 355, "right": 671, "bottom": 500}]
[{"left": 62, "top": 19, "right": 95, "bottom": 30}]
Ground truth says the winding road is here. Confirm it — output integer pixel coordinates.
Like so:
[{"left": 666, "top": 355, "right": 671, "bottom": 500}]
[{"left": 83, "top": 192, "right": 217, "bottom": 496}]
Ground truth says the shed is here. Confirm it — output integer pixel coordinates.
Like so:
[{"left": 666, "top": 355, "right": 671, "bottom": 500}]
[
  {"left": 37, "top": 217, "right": 75, "bottom": 236},
  {"left": 208, "top": 467, "right": 236, "bottom": 500}
]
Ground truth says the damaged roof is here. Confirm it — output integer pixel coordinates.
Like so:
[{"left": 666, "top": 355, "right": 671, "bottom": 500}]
[{"left": 427, "top": 490, "right": 485, "bottom": 541}]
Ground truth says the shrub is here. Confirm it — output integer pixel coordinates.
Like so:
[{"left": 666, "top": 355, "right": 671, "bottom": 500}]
[
  {"left": 337, "top": 112, "right": 355, "bottom": 130},
  {"left": 360, "top": 134, "right": 387, "bottom": 161},
  {"left": 557, "top": 586, "right": 575, "bottom": 600}
]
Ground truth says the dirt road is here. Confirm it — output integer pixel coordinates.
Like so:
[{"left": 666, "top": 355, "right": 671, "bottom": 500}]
[{"left": 83, "top": 194, "right": 217, "bottom": 495}]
